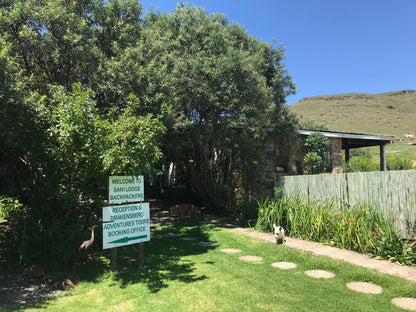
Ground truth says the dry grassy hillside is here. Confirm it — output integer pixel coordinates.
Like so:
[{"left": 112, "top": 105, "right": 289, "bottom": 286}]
[{"left": 289, "top": 90, "right": 416, "bottom": 161}]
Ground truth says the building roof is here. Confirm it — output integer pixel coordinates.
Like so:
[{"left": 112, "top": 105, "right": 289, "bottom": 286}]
[{"left": 298, "top": 130, "right": 394, "bottom": 149}]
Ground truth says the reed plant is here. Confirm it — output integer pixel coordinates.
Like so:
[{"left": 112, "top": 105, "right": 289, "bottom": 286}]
[{"left": 255, "top": 188, "right": 416, "bottom": 266}]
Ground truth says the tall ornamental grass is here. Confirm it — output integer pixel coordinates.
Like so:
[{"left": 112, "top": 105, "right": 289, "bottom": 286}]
[{"left": 255, "top": 188, "right": 416, "bottom": 266}]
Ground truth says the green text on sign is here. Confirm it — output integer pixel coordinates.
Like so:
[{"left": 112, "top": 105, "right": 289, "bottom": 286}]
[
  {"left": 109, "top": 175, "right": 144, "bottom": 204},
  {"left": 102, "top": 202, "right": 150, "bottom": 249}
]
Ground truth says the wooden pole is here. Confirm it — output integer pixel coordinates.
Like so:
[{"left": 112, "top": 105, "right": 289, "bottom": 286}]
[
  {"left": 137, "top": 243, "right": 144, "bottom": 267},
  {"left": 111, "top": 248, "right": 117, "bottom": 272}
]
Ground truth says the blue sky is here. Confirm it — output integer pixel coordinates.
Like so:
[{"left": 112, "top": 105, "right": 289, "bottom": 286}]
[{"left": 140, "top": 0, "right": 415, "bottom": 105}]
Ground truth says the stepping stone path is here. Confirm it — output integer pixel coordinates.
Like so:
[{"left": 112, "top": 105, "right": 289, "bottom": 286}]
[
  {"left": 198, "top": 242, "right": 219, "bottom": 247},
  {"left": 239, "top": 256, "right": 263, "bottom": 262},
  {"left": 304, "top": 270, "right": 335, "bottom": 279},
  {"left": 180, "top": 237, "right": 197, "bottom": 241},
  {"left": 221, "top": 248, "right": 242, "bottom": 253},
  {"left": 271, "top": 262, "right": 297, "bottom": 269},
  {"left": 346, "top": 282, "right": 383, "bottom": 294},
  {"left": 392, "top": 298, "right": 416, "bottom": 311},
  {"left": 217, "top": 245, "right": 416, "bottom": 310},
  {"left": 162, "top": 233, "right": 180, "bottom": 237}
]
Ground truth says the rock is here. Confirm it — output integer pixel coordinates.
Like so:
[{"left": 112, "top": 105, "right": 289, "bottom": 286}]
[
  {"left": 23, "top": 265, "right": 45, "bottom": 279},
  {"left": 60, "top": 279, "right": 75, "bottom": 291},
  {"left": 41, "top": 274, "right": 56, "bottom": 286}
]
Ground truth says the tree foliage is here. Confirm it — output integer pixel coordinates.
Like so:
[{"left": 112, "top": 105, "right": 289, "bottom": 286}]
[
  {"left": 0, "top": 1, "right": 297, "bottom": 264},
  {"left": 303, "top": 132, "right": 329, "bottom": 174},
  {"left": 302, "top": 152, "right": 322, "bottom": 175},
  {"left": 304, "top": 132, "right": 329, "bottom": 157},
  {"left": 136, "top": 4, "right": 297, "bottom": 209}
]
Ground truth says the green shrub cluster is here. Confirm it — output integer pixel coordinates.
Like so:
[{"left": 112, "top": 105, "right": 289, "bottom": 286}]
[
  {"left": 0, "top": 196, "right": 29, "bottom": 221},
  {"left": 255, "top": 189, "right": 416, "bottom": 265},
  {"left": 343, "top": 155, "right": 379, "bottom": 172},
  {"left": 344, "top": 154, "right": 414, "bottom": 172},
  {"left": 302, "top": 133, "right": 330, "bottom": 174},
  {"left": 302, "top": 152, "right": 322, "bottom": 175},
  {"left": 387, "top": 158, "right": 414, "bottom": 170}
]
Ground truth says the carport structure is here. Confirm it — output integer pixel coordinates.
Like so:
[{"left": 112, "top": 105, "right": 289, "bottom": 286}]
[{"left": 298, "top": 130, "right": 394, "bottom": 171}]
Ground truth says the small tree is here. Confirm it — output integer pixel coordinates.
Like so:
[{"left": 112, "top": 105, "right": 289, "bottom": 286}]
[
  {"left": 303, "top": 133, "right": 329, "bottom": 174},
  {"left": 305, "top": 133, "right": 329, "bottom": 157},
  {"left": 9, "top": 83, "right": 166, "bottom": 265},
  {"left": 302, "top": 152, "right": 322, "bottom": 175}
]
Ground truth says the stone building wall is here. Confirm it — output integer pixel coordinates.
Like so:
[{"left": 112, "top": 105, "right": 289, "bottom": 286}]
[
  {"left": 287, "top": 136, "right": 308, "bottom": 175},
  {"left": 329, "top": 137, "right": 343, "bottom": 173}
]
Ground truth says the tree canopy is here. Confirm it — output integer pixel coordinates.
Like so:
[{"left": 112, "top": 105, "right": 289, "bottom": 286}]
[{"left": 0, "top": 1, "right": 297, "bottom": 265}]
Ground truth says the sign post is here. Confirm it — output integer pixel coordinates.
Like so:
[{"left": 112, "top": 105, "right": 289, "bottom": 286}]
[
  {"left": 102, "top": 203, "right": 150, "bottom": 249},
  {"left": 104, "top": 175, "right": 149, "bottom": 271}
]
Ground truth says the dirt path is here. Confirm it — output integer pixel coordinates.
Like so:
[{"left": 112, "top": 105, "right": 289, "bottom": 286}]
[{"left": 209, "top": 218, "right": 416, "bottom": 284}]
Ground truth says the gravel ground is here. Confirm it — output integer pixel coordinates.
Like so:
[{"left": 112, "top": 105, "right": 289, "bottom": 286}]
[{"left": 0, "top": 265, "right": 62, "bottom": 309}]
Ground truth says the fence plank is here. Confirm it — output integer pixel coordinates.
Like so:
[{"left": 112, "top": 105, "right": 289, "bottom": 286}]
[{"left": 277, "top": 170, "right": 416, "bottom": 235}]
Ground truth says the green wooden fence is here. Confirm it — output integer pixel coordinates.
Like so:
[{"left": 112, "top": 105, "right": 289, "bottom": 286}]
[{"left": 276, "top": 170, "right": 416, "bottom": 234}]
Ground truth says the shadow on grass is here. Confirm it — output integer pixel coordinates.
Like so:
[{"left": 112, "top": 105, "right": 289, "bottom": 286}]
[
  {"left": 68, "top": 218, "right": 233, "bottom": 289},
  {"left": 112, "top": 220, "right": 214, "bottom": 292},
  {"left": 66, "top": 220, "right": 215, "bottom": 294},
  {"left": 4, "top": 220, "right": 218, "bottom": 311}
]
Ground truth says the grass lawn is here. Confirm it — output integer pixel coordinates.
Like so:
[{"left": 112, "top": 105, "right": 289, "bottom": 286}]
[{"left": 8, "top": 221, "right": 416, "bottom": 312}]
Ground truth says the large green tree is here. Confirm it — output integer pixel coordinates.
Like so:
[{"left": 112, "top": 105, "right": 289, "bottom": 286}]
[
  {"left": 134, "top": 5, "right": 297, "bottom": 209},
  {"left": 1, "top": 1, "right": 298, "bottom": 264},
  {"left": 0, "top": 0, "right": 164, "bottom": 264},
  {"left": 0, "top": 0, "right": 142, "bottom": 107}
]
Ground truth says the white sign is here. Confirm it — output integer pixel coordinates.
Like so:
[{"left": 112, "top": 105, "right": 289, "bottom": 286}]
[
  {"left": 102, "top": 203, "right": 150, "bottom": 249},
  {"left": 109, "top": 175, "right": 144, "bottom": 204}
]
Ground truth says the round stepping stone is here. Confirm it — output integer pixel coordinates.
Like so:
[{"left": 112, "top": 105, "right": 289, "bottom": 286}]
[
  {"left": 304, "top": 270, "right": 335, "bottom": 279},
  {"left": 392, "top": 297, "right": 416, "bottom": 311},
  {"left": 221, "top": 248, "right": 242, "bottom": 253},
  {"left": 346, "top": 282, "right": 383, "bottom": 294},
  {"left": 271, "top": 261, "right": 297, "bottom": 269},
  {"left": 198, "top": 242, "right": 219, "bottom": 247},
  {"left": 180, "top": 237, "right": 197, "bottom": 241},
  {"left": 163, "top": 233, "right": 179, "bottom": 237},
  {"left": 239, "top": 256, "right": 263, "bottom": 262}
]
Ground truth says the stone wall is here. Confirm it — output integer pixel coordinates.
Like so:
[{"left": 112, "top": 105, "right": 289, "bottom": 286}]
[{"left": 329, "top": 137, "right": 343, "bottom": 173}]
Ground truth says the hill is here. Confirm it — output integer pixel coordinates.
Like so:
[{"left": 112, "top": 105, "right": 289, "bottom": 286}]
[{"left": 289, "top": 90, "right": 416, "bottom": 162}]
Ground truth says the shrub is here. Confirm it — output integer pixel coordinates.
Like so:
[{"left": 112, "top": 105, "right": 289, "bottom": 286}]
[
  {"left": 0, "top": 196, "right": 29, "bottom": 221},
  {"left": 0, "top": 196, "right": 30, "bottom": 264},
  {"left": 302, "top": 152, "right": 322, "bottom": 174},
  {"left": 233, "top": 195, "right": 258, "bottom": 225},
  {"left": 304, "top": 132, "right": 329, "bottom": 156},
  {"left": 387, "top": 158, "right": 414, "bottom": 170},
  {"left": 343, "top": 155, "right": 379, "bottom": 172},
  {"left": 304, "top": 133, "right": 330, "bottom": 174},
  {"left": 255, "top": 189, "right": 416, "bottom": 265}
]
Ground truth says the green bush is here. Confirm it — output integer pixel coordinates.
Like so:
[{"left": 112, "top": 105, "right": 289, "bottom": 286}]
[
  {"left": 302, "top": 152, "right": 322, "bottom": 174},
  {"left": 387, "top": 157, "right": 414, "bottom": 170},
  {"left": 0, "top": 196, "right": 30, "bottom": 264},
  {"left": 233, "top": 195, "right": 258, "bottom": 225},
  {"left": 304, "top": 133, "right": 329, "bottom": 156},
  {"left": 304, "top": 133, "right": 330, "bottom": 174},
  {"left": 0, "top": 196, "right": 28, "bottom": 221},
  {"left": 0, "top": 195, "right": 95, "bottom": 266},
  {"left": 343, "top": 155, "right": 379, "bottom": 172}
]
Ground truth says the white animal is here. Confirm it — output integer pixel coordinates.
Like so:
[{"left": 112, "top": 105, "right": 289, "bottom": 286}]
[{"left": 273, "top": 224, "right": 286, "bottom": 244}]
